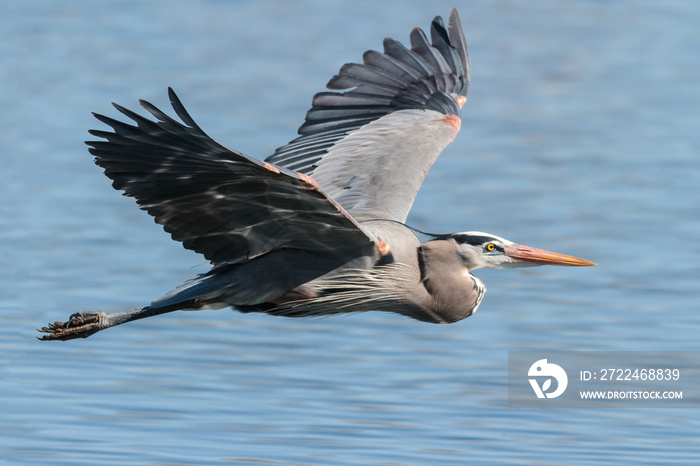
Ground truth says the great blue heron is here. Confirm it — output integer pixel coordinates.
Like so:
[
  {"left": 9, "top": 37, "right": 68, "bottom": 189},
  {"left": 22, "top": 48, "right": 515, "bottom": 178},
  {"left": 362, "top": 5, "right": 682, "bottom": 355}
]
[{"left": 40, "top": 8, "right": 594, "bottom": 341}]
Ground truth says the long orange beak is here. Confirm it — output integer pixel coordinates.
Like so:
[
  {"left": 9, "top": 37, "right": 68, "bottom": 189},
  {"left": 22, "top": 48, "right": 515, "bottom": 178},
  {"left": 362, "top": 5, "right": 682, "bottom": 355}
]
[{"left": 504, "top": 244, "right": 596, "bottom": 266}]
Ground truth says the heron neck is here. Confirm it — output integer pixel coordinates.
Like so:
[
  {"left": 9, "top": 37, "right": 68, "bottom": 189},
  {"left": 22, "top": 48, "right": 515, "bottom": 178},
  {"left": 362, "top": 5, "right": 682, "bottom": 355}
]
[{"left": 400, "top": 240, "right": 485, "bottom": 323}]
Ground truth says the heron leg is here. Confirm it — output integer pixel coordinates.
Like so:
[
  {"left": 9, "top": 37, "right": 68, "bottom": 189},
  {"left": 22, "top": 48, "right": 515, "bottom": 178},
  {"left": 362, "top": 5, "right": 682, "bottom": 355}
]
[{"left": 38, "top": 302, "right": 193, "bottom": 341}]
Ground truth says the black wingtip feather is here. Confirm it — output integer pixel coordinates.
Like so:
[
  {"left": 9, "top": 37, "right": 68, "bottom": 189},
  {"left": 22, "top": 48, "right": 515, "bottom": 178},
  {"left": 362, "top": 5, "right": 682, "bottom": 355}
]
[
  {"left": 448, "top": 8, "right": 470, "bottom": 82},
  {"left": 167, "top": 87, "right": 201, "bottom": 130},
  {"left": 138, "top": 98, "right": 176, "bottom": 125}
]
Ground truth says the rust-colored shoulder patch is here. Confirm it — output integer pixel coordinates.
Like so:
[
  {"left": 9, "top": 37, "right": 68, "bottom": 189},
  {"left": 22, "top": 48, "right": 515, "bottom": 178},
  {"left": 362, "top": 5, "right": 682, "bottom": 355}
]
[
  {"left": 439, "top": 114, "right": 462, "bottom": 140},
  {"left": 298, "top": 172, "right": 321, "bottom": 190},
  {"left": 263, "top": 162, "right": 280, "bottom": 174},
  {"left": 376, "top": 237, "right": 391, "bottom": 256},
  {"left": 455, "top": 95, "right": 467, "bottom": 108}
]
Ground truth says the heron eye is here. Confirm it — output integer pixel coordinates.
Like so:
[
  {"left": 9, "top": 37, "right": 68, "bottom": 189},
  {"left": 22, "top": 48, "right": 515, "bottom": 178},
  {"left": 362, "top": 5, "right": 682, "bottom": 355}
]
[{"left": 485, "top": 243, "right": 496, "bottom": 252}]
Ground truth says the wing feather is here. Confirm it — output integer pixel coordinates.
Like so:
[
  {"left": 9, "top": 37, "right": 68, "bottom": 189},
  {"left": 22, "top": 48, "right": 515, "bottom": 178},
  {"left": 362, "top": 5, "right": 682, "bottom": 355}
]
[
  {"left": 409, "top": 28, "right": 452, "bottom": 76},
  {"left": 448, "top": 9, "right": 471, "bottom": 84},
  {"left": 382, "top": 37, "right": 435, "bottom": 77}
]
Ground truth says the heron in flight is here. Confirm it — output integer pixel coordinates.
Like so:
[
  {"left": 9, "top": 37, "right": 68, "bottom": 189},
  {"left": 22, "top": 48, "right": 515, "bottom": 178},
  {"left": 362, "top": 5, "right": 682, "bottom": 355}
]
[{"left": 40, "top": 9, "right": 594, "bottom": 341}]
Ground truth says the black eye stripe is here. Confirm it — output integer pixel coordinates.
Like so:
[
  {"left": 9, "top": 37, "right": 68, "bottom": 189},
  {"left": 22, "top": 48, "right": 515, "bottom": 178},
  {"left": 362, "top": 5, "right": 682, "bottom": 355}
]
[{"left": 451, "top": 234, "right": 496, "bottom": 246}]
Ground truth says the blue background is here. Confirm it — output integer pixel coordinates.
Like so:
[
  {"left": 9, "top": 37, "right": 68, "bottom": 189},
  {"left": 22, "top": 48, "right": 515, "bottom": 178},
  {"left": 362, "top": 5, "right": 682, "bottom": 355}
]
[{"left": 2, "top": 1, "right": 699, "bottom": 464}]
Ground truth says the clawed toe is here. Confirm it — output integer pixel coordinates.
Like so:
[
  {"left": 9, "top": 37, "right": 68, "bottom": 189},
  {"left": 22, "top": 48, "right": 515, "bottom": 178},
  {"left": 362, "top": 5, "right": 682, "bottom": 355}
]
[{"left": 38, "top": 311, "right": 107, "bottom": 341}]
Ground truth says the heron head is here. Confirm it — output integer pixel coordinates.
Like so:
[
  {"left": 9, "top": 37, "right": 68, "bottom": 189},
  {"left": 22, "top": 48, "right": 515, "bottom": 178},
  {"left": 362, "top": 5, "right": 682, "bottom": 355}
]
[{"left": 447, "top": 231, "right": 596, "bottom": 271}]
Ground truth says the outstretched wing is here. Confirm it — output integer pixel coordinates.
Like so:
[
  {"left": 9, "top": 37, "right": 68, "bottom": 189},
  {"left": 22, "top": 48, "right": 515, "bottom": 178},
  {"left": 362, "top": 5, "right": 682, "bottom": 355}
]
[
  {"left": 87, "top": 88, "right": 377, "bottom": 273},
  {"left": 265, "top": 8, "right": 470, "bottom": 223}
]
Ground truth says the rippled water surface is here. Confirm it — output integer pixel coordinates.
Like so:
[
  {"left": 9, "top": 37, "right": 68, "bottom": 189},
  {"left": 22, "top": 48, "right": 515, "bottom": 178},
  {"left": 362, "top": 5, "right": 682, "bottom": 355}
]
[{"left": 3, "top": 1, "right": 700, "bottom": 464}]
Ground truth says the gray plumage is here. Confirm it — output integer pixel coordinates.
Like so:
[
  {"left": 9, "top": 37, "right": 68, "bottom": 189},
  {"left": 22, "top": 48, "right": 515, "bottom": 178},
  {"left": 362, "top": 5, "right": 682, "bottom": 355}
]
[{"left": 39, "top": 9, "right": 593, "bottom": 341}]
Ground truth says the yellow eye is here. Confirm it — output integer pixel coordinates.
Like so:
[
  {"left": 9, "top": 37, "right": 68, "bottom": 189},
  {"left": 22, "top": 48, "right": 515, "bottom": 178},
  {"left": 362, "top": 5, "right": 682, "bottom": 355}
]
[{"left": 486, "top": 243, "right": 496, "bottom": 252}]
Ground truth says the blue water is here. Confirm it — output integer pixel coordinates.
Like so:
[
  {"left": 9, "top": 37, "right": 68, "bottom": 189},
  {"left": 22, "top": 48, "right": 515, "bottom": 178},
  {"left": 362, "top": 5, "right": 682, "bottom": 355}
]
[{"left": 3, "top": 0, "right": 700, "bottom": 464}]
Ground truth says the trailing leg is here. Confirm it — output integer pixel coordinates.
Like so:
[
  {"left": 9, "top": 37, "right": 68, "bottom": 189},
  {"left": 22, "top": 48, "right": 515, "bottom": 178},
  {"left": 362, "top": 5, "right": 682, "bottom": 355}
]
[{"left": 38, "top": 302, "right": 192, "bottom": 341}]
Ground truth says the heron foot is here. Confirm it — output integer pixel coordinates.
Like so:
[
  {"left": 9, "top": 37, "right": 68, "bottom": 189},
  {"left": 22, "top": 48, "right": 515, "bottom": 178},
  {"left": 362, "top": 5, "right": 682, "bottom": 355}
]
[{"left": 38, "top": 311, "right": 108, "bottom": 341}]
